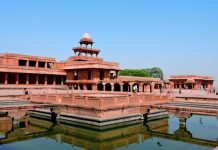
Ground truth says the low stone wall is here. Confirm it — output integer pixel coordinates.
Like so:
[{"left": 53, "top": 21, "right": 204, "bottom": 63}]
[{"left": 26, "top": 92, "right": 170, "bottom": 121}]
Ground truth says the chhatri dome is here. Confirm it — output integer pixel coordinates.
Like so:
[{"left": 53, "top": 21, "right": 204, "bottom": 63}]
[
  {"left": 73, "top": 33, "right": 100, "bottom": 57},
  {"left": 79, "top": 32, "right": 93, "bottom": 46}
]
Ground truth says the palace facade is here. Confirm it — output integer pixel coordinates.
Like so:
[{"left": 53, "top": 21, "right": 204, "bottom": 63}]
[
  {"left": 0, "top": 33, "right": 165, "bottom": 93},
  {"left": 169, "top": 75, "right": 214, "bottom": 90}
]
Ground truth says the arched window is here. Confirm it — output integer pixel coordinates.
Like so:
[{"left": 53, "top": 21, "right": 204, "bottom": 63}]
[
  {"left": 114, "top": 83, "right": 121, "bottom": 91},
  {"left": 105, "top": 83, "right": 111, "bottom": 91},
  {"left": 123, "top": 83, "right": 130, "bottom": 92},
  {"left": 97, "top": 83, "right": 103, "bottom": 91}
]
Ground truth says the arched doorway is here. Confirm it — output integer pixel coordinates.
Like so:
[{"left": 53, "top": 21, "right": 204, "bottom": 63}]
[
  {"left": 155, "top": 84, "right": 162, "bottom": 93},
  {"left": 74, "top": 84, "right": 78, "bottom": 90},
  {"left": 143, "top": 84, "right": 151, "bottom": 93},
  {"left": 79, "top": 84, "right": 84, "bottom": 90},
  {"left": 142, "top": 84, "right": 146, "bottom": 92},
  {"left": 87, "top": 84, "right": 92, "bottom": 90},
  {"left": 105, "top": 83, "right": 111, "bottom": 91},
  {"left": 97, "top": 83, "right": 103, "bottom": 91},
  {"left": 123, "top": 83, "right": 130, "bottom": 92},
  {"left": 132, "top": 83, "right": 139, "bottom": 92},
  {"left": 114, "top": 83, "right": 121, "bottom": 91}
]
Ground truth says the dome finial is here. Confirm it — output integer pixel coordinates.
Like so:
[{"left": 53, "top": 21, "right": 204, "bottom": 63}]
[
  {"left": 82, "top": 32, "right": 91, "bottom": 39},
  {"left": 80, "top": 32, "right": 93, "bottom": 46}
]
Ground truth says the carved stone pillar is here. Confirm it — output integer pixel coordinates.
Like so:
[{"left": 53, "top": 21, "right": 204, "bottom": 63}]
[
  {"left": 120, "top": 83, "right": 123, "bottom": 92},
  {"left": 45, "top": 75, "right": 47, "bottom": 85},
  {"left": 83, "top": 84, "right": 87, "bottom": 90},
  {"left": 103, "top": 84, "right": 105, "bottom": 91},
  {"left": 61, "top": 76, "right": 64, "bottom": 85},
  {"left": 26, "top": 74, "right": 29, "bottom": 84},
  {"left": 16, "top": 73, "right": 19, "bottom": 84},
  {"left": 36, "top": 74, "right": 38, "bottom": 85},
  {"left": 129, "top": 83, "right": 133, "bottom": 92},
  {"left": 139, "top": 83, "right": 143, "bottom": 92},
  {"left": 150, "top": 83, "right": 155, "bottom": 93},
  {"left": 4, "top": 73, "right": 8, "bottom": 84},
  {"left": 53, "top": 76, "right": 56, "bottom": 85}
]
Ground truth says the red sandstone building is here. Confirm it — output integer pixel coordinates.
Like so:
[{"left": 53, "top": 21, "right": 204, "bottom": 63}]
[
  {"left": 169, "top": 75, "right": 214, "bottom": 90},
  {"left": 0, "top": 33, "right": 163, "bottom": 93}
]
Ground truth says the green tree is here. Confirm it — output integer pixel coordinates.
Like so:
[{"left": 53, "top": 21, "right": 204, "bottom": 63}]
[
  {"left": 119, "top": 67, "right": 164, "bottom": 79},
  {"left": 119, "top": 69, "right": 149, "bottom": 77},
  {"left": 145, "top": 67, "right": 164, "bottom": 79}
]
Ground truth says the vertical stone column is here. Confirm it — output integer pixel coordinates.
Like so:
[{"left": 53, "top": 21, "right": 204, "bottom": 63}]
[
  {"left": 139, "top": 83, "right": 143, "bottom": 92},
  {"left": 151, "top": 82, "right": 155, "bottom": 93},
  {"left": 16, "top": 73, "right": 19, "bottom": 84},
  {"left": 103, "top": 84, "right": 105, "bottom": 91},
  {"left": 36, "top": 61, "right": 38, "bottom": 67},
  {"left": 93, "top": 84, "right": 97, "bottom": 91},
  {"left": 52, "top": 63, "right": 55, "bottom": 69},
  {"left": 61, "top": 76, "right": 64, "bottom": 85},
  {"left": 4, "top": 73, "right": 8, "bottom": 84},
  {"left": 120, "top": 83, "right": 123, "bottom": 92},
  {"left": 26, "top": 74, "right": 29, "bottom": 84},
  {"left": 83, "top": 84, "right": 87, "bottom": 90},
  {"left": 161, "top": 84, "right": 164, "bottom": 93},
  {"left": 110, "top": 83, "right": 114, "bottom": 91},
  {"left": 53, "top": 75, "right": 56, "bottom": 85},
  {"left": 45, "top": 75, "right": 47, "bottom": 85},
  {"left": 129, "top": 83, "right": 133, "bottom": 92},
  {"left": 36, "top": 74, "right": 38, "bottom": 85},
  {"left": 26, "top": 60, "right": 29, "bottom": 67}
]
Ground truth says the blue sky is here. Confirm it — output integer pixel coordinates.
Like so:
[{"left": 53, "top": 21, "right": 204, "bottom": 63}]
[{"left": 0, "top": 0, "right": 217, "bottom": 86}]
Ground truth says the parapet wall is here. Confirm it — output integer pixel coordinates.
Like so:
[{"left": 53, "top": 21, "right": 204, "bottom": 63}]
[{"left": 27, "top": 92, "right": 170, "bottom": 121}]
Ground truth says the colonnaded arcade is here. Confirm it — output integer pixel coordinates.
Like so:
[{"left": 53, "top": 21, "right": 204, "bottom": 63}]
[{"left": 0, "top": 33, "right": 214, "bottom": 92}]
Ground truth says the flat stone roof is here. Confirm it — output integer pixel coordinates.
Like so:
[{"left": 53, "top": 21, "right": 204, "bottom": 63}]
[
  {"left": 0, "top": 53, "right": 56, "bottom": 61},
  {"left": 169, "top": 75, "right": 214, "bottom": 80}
]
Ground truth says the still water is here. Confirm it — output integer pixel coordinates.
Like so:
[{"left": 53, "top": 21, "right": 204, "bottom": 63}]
[{"left": 0, "top": 114, "right": 217, "bottom": 150}]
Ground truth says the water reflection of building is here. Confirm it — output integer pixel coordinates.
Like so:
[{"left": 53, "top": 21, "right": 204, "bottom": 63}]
[
  {"left": 0, "top": 117, "right": 12, "bottom": 133},
  {"left": 0, "top": 114, "right": 217, "bottom": 149}
]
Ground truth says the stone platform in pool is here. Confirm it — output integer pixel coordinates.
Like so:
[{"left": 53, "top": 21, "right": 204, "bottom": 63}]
[
  {"left": 29, "top": 109, "right": 169, "bottom": 127},
  {"left": 25, "top": 92, "right": 170, "bottom": 126}
]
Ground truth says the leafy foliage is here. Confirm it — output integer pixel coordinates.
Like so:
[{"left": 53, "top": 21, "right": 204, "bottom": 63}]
[{"left": 119, "top": 67, "right": 163, "bottom": 79}]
